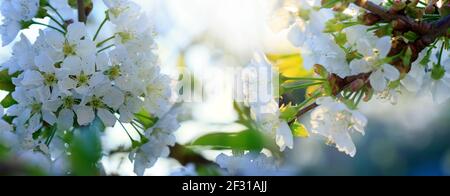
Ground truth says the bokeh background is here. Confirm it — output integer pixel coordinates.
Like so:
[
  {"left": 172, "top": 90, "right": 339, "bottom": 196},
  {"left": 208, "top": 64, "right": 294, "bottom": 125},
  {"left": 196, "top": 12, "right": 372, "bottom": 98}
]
[{"left": 1, "top": 0, "right": 450, "bottom": 176}]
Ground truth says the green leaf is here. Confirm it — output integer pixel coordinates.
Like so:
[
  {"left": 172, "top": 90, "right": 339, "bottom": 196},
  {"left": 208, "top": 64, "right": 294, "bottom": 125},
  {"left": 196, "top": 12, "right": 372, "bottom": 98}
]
[
  {"left": 1, "top": 93, "right": 16, "bottom": 108},
  {"left": 334, "top": 32, "right": 347, "bottom": 46},
  {"left": 134, "top": 109, "right": 158, "bottom": 129},
  {"left": 282, "top": 80, "right": 323, "bottom": 90},
  {"left": 191, "top": 130, "right": 266, "bottom": 151},
  {"left": 69, "top": 118, "right": 104, "bottom": 176},
  {"left": 40, "top": 0, "right": 49, "bottom": 6},
  {"left": 0, "top": 70, "right": 14, "bottom": 92},
  {"left": 279, "top": 104, "right": 301, "bottom": 122},
  {"left": 403, "top": 31, "right": 419, "bottom": 42},
  {"left": 324, "top": 20, "right": 345, "bottom": 33},
  {"left": 290, "top": 121, "right": 309, "bottom": 138},
  {"left": 68, "top": 0, "right": 92, "bottom": 8},
  {"left": 321, "top": 0, "right": 340, "bottom": 8},
  {"left": 196, "top": 165, "right": 222, "bottom": 176},
  {"left": 374, "top": 24, "right": 393, "bottom": 37},
  {"left": 431, "top": 64, "right": 446, "bottom": 80},
  {"left": 36, "top": 7, "right": 48, "bottom": 19},
  {"left": 401, "top": 47, "right": 413, "bottom": 66},
  {"left": 20, "top": 20, "right": 34, "bottom": 29},
  {"left": 297, "top": 8, "right": 311, "bottom": 20},
  {"left": 420, "top": 49, "right": 432, "bottom": 66},
  {"left": 388, "top": 80, "right": 401, "bottom": 89},
  {"left": 233, "top": 102, "right": 253, "bottom": 127}
]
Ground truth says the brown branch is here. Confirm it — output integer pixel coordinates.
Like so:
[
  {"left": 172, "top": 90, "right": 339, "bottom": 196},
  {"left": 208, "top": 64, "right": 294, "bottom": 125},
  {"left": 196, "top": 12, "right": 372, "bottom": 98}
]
[
  {"left": 354, "top": 0, "right": 431, "bottom": 34},
  {"left": 289, "top": 103, "right": 318, "bottom": 124},
  {"left": 355, "top": 0, "right": 449, "bottom": 39},
  {"left": 354, "top": 0, "right": 398, "bottom": 21},
  {"left": 77, "top": 0, "right": 86, "bottom": 23},
  {"left": 353, "top": 0, "right": 449, "bottom": 70},
  {"left": 290, "top": 73, "right": 371, "bottom": 124},
  {"left": 169, "top": 144, "right": 215, "bottom": 166},
  {"left": 108, "top": 144, "right": 215, "bottom": 168},
  {"left": 418, "top": 14, "right": 450, "bottom": 49},
  {"left": 290, "top": 0, "right": 450, "bottom": 121}
]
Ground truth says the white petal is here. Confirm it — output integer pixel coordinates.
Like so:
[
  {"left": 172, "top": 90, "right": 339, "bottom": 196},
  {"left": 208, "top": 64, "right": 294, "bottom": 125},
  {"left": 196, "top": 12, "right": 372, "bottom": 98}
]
[
  {"left": 42, "top": 110, "right": 57, "bottom": 125},
  {"left": 62, "top": 56, "right": 82, "bottom": 75},
  {"left": 45, "top": 30, "right": 65, "bottom": 48},
  {"left": 276, "top": 121, "right": 294, "bottom": 151},
  {"left": 28, "top": 113, "right": 43, "bottom": 133},
  {"left": 350, "top": 59, "right": 372, "bottom": 75},
  {"left": 331, "top": 131, "right": 356, "bottom": 157},
  {"left": 103, "top": 88, "right": 125, "bottom": 110},
  {"left": 74, "top": 105, "right": 95, "bottom": 126},
  {"left": 0, "top": 20, "right": 20, "bottom": 46},
  {"left": 21, "top": 70, "right": 43, "bottom": 86},
  {"left": 350, "top": 111, "right": 367, "bottom": 135},
  {"left": 133, "top": 156, "right": 148, "bottom": 176},
  {"left": 356, "top": 39, "right": 374, "bottom": 57},
  {"left": 376, "top": 36, "right": 392, "bottom": 57},
  {"left": 49, "top": 0, "right": 73, "bottom": 19},
  {"left": 431, "top": 80, "right": 450, "bottom": 104},
  {"left": 119, "top": 106, "right": 133, "bottom": 123},
  {"left": 43, "top": 100, "right": 63, "bottom": 112},
  {"left": 35, "top": 53, "right": 55, "bottom": 73},
  {"left": 369, "top": 70, "right": 387, "bottom": 92},
  {"left": 382, "top": 64, "right": 400, "bottom": 81},
  {"left": 67, "top": 22, "right": 87, "bottom": 42},
  {"left": 77, "top": 40, "right": 96, "bottom": 59},
  {"left": 58, "top": 78, "right": 77, "bottom": 92},
  {"left": 97, "top": 108, "right": 117, "bottom": 127},
  {"left": 401, "top": 75, "right": 421, "bottom": 92},
  {"left": 287, "top": 22, "right": 306, "bottom": 47},
  {"left": 89, "top": 72, "right": 108, "bottom": 87},
  {"left": 58, "top": 109, "right": 74, "bottom": 131},
  {"left": 96, "top": 52, "right": 110, "bottom": 71},
  {"left": 0, "top": 120, "right": 12, "bottom": 132}
]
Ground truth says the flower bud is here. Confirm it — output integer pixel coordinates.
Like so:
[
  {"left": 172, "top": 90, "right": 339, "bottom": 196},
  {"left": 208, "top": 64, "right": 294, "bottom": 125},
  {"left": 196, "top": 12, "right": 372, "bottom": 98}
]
[
  {"left": 314, "top": 64, "right": 328, "bottom": 78},
  {"left": 440, "top": 1, "right": 450, "bottom": 17},
  {"left": 349, "top": 79, "right": 365, "bottom": 92},
  {"left": 391, "top": 0, "right": 406, "bottom": 12},
  {"left": 392, "top": 19, "right": 408, "bottom": 31},
  {"left": 426, "top": 0, "right": 439, "bottom": 14},
  {"left": 360, "top": 13, "right": 381, "bottom": 26}
]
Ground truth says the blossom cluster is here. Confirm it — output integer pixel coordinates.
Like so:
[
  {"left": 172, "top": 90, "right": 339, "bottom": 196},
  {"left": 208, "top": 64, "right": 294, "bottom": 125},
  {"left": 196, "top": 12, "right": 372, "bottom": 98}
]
[
  {"left": 216, "top": 152, "right": 278, "bottom": 176},
  {"left": 242, "top": 53, "right": 294, "bottom": 152},
  {"left": 263, "top": 0, "right": 450, "bottom": 157},
  {"left": 0, "top": 0, "right": 178, "bottom": 175}
]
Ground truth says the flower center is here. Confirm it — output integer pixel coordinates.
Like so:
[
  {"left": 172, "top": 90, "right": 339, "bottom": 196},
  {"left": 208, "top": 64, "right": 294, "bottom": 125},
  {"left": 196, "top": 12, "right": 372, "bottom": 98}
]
[
  {"left": 106, "top": 65, "right": 122, "bottom": 80},
  {"left": 63, "top": 41, "right": 76, "bottom": 56},
  {"left": 62, "top": 96, "right": 75, "bottom": 108},
  {"left": 110, "top": 7, "right": 124, "bottom": 18},
  {"left": 31, "top": 103, "right": 42, "bottom": 114},
  {"left": 90, "top": 96, "right": 104, "bottom": 109},
  {"left": 76, "top": 72, "right": 90, "bottom": 87},
  {"left": 43, "top": 73, "right": 57, "bottom": 86},
  {"left": 54, "top": 62, "right": 62, "bottom": 68},
  {"left": 118, "top": 32, "right": 134, "bottom": 43}
]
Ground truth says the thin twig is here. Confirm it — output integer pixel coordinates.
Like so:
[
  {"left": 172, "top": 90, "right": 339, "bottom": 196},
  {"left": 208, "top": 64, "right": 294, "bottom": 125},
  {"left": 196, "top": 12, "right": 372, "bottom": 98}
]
[{"left": 77, "top": 0, "right": 86, "bottom": 23}]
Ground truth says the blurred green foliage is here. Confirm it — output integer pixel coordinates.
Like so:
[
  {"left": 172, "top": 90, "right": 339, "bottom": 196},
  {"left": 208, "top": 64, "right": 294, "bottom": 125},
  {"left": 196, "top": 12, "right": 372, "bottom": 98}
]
[{"left": 69, "top": 118, "right": 104, "bottom": 176}]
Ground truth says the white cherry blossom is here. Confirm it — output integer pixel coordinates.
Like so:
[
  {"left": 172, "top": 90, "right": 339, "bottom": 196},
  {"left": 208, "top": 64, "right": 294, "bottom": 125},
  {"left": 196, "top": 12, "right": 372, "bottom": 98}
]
[
  {"left": 309, "top": 97, "right": 367, "bottom": 157},
  {"left": 0, "top": 0, "right": 39, "bottom": 46},
  {"left": 242, "top": 53, "right": 294, "bottom": 151},
  {"left": 347, "top": 28, "right": 400, "bottom": 92},
  {"left": 0, "top": 106, "right": 12, "bottom": 132},
  {"left": 216, "top": 152, "right": 278, "bottom": 176}
]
